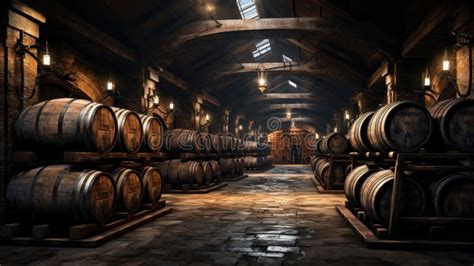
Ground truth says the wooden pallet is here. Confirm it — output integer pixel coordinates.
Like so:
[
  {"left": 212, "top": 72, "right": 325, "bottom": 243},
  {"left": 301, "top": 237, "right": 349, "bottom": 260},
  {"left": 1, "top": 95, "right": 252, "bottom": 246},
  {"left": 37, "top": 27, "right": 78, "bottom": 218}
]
[
  {"left": 0, "top": 200, "right": 172, "bottom": 248},
  {"left": 244, "top": 165, "right": 274, "bottom": 173},
  {"left": 311, "top": 175, "right": 344, "bottom": 194},
  {"left": 163, "top": 182, "right": 227, "bottom": 193},
  {"left": 222, "top": 174, "right": 248, "bottom": 182},
  {"left": 13, "top": 151, "right": 165, "bottom": 165},
  {"left": 336, "top": 205, "right": 474, "bottom": 250}
]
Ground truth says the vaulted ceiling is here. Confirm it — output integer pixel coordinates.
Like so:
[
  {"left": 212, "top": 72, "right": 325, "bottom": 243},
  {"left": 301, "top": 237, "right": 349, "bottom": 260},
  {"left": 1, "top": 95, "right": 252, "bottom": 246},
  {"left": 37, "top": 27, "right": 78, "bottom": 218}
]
[{"left": 34, "top": 0, "right": 453, "bottom": 130}]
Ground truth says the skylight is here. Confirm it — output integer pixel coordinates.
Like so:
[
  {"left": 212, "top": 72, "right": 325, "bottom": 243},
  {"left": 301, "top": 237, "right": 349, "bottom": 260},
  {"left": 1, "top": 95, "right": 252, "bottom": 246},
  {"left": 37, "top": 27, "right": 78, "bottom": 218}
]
[
  {"left": 236, "top": 0, "right": 259, "bottom": 19},
  {"left": 282, "top": 55, "right": 293, "bottom": 64},
  {"left": 288, "top": 80, "right": 297, "bottom": 88},
  {"left": 252, "top": 39, "right": 272, "bottom": 59}
]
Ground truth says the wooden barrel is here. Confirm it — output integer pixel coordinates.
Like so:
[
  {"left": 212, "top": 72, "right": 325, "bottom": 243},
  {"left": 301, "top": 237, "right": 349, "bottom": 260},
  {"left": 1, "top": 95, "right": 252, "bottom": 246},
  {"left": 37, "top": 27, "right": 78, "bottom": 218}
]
[
  {"left": 429, "top": 98, "right": 474, "bottom": 152},
  {"left": 367, "top": 101, "right": 432, "bottom": 153},
  {"left": 15, "top": 98, "right": 117, "bottom": 153},
  {"left": 233, "top": 158, "right": 243, "bottom": 176},
  {"left": 220, "top": 135, "right": 235, "bottom": 154},
  {"left": 112, "top": 108, "right": 143, "bottom": 153},
  {"left": 320, "top": 133, "right": 349, "bottom": 154},
  {"left": 243, "top": 156, "right": 257, "bottom": 169},
  {"left": 360, "top": 169, "right": 426, "bottom": 225},
  {"left": 140, "top": 166, "right": 163, "bottom": 203},
  {"left": 209, "top": 160, "right": 222, "bottom": 181},
  {"left": 344, "top": 165, "right": 381, "bottom": 208},
  {"left": 239, "top": 157, "right": 245, "bottom": 173},
  {"left": 112, "top": 168, "right": 143, "bottom": 214},
  {"left": 6, "top": 165, "right": 116, "bottom": 224},
  {"left": 163, "top": 129, "right": 200, "bottom": 153},
  {"left": 220, "top": 158, "right": 237, "bottom": 177},
  {"left": 348, "top": 112, "right": 374, "bottom": 153},
  {"left": 210, "top": 134, "right": 223, "bottom": 154},
  {"left": 178, "top": 161, "right": 204, "bottom": 187},
  {"left": 198, "top": 133, "right": 212, "bottom": 154},
  {"left": 315, "top": 139, "right": 323, "bottom": 154},
  {"left": 315, "top": 160, "right": 345, "bottom": 185},
  {"left": 139, "top": 115, "right": 164, "bottom": 152},
  {"left": 201, "top": 161, "right": 214, "bottom": 184},
  {"left": 430, "top": 174, "right": 474, "bottom": 217}
]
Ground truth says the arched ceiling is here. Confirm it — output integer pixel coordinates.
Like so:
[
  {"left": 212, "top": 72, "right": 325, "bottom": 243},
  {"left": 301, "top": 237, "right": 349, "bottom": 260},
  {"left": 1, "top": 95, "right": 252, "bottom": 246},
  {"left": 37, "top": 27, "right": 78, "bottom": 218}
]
[{"left": 41, "top": 0, "right": 443, "bottom": 130}]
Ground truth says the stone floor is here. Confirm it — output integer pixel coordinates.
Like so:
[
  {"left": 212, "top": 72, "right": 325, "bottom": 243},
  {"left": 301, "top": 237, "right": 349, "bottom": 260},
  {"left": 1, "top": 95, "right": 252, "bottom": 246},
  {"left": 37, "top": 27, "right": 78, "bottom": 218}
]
[{"left": 1, "top": 165, "right": 474, "bottom": 265}]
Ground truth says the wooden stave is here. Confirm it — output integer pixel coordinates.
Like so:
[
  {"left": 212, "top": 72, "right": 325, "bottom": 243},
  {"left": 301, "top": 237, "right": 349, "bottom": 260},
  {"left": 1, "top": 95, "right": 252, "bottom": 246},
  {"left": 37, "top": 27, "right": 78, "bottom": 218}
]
[
  {"left": 210, "top": 134, "right": 223, "bottom": 154},
  {"left": 429, "top": 98, "right": 474, "bottom": 152},
  {"left": 140, "top": 166, "right": 163, "bottom": 203},
  {"left": 112, "top": 168, "right": 144, "bottom": 214},
  {"left": 6, "top": 165, "right": 117, "bottom": 224},
  {"left": 344, "top": 165, "right": 381, "bottom": 208},
  {"left": 178, "top": 161, "right": 204, "bottom": 187},
  {"left": 430, "top": 174, "right": 474, "bottom": 217},
  {"left": 320, "top": 133, "right": 349, "bottom": 155},
  {"left": 367, "top": 101, "right": 432, "bottom": 153},
  {"left": 348, "top": 112, "right": 374, "bottom": 153},
  {"left": 209, "top": 160, "right": 222, "bottom": 181},
  {"left": 360, "top": 170, "right": 426, "bottom": 225},
  {"left": 139, "top": 115, "right": 164, "bottom": 152},
  {"left": 112, "top": 108, "right": 144, "bottom": 154},
  {"left": 198, "top": 133, "right": 213, "bottom": 154},
  {"left": 220, "top": 158, "right": 237, "bottom": 176},
  {"left": 201, "top": 161, "right": 214, "bottom": 184},
  {"left": 14, "top": 98, "right": 118, "bottom": 153},
  {"left": 315, "top": 160, "right": 345, "bottom": 185}
]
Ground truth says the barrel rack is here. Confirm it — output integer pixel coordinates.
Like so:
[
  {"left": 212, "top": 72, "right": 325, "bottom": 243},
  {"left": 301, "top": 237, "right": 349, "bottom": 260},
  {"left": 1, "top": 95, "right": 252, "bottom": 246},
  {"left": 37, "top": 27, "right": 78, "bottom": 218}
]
[
  {"left": 0, "top": 200, "right": 172, "bottom": 248},
  {"left": 311, "top": 154, "right": 351, "bottom": 194},
  {"left": 337, "top": 152, "right": 474, "bottom": 249}
]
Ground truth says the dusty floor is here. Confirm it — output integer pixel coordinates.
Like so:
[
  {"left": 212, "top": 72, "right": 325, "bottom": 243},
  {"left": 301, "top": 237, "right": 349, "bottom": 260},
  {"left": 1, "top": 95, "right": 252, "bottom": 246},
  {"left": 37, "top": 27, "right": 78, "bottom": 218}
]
[{"left": 1, "top": 165, "right": 473, "bottom": 265}]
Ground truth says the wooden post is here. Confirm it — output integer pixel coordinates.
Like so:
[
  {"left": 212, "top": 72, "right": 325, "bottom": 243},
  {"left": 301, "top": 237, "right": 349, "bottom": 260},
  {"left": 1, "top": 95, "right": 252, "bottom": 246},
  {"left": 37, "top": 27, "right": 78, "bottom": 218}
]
[{"left": 388, "top": 153, "right": 404, "bottom": 239}]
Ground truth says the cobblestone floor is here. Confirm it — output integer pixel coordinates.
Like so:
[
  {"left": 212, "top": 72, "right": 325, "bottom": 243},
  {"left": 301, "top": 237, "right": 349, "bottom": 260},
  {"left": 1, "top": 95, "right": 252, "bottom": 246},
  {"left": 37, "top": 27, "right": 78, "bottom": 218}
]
[{"left": 1, "top": 165, "right": 473, "bottom": 265}]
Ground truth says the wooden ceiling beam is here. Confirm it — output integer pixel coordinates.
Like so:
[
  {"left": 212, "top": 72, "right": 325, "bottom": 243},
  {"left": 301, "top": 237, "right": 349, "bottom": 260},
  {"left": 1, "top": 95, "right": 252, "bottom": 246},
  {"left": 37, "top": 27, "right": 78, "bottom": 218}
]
[
  {"left": 367, "top": 61, "right": 390, "bottom": 88},
  {"left": 242, "top": 93, "right": 320, "bottom": 105},
  {"left": 401, "top": 0, "right": 459, "bottom": 57},
  {"left": 157, "top": 17, "right": 396, "bottom": 56}
]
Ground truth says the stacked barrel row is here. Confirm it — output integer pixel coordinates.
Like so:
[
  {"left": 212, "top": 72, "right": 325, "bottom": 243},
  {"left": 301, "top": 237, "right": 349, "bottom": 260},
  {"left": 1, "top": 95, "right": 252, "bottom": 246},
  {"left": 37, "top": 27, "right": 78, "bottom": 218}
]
[
  {"left": 15, "top": 98, "right": 164, "bottom": 154},
  {"left": 242, "top": 141, "right": 273, "bottom": 171},
  {"left": 6, "top": 165, "right": 163, "bottom": 225},
  {"left": 310, "top": 132, "right": 351, "bottom": 189},
  {"left": 343, "top": 99, "right": 474, "bottom": 228}
]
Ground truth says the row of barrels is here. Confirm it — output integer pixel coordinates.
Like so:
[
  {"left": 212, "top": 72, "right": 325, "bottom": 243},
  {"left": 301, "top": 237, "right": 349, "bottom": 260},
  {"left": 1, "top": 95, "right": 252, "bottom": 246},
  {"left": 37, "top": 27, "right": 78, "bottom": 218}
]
[
  {"left": 164, "top": 131, "right": 271, "bottom": 155},
  {"left": 15, "top": 98, "right": 164, "bottom": 154},
  {"left": 347, "top": 99, "right": 474, "bottom": 154},
  {"left": 310, "top": 156, "right": 350, "bottom": 188},
  {"left": 6, "top": 165, "right": 163, "bottom": 224},
  {"left": 14, "top": 98, "right": 272, "bottom": 156},
  {"left": 243, "top": 155, "right": 272, "bottom": 170},
  {"left": 344, "top": 165, "right": 474, "bottom": 225}
]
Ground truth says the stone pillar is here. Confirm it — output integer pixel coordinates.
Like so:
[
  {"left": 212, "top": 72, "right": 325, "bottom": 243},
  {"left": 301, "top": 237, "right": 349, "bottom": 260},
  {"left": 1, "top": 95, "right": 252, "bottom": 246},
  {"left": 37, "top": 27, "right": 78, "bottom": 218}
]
[{"left": 0, "top": 1, "right": 45, "bottom": 218}]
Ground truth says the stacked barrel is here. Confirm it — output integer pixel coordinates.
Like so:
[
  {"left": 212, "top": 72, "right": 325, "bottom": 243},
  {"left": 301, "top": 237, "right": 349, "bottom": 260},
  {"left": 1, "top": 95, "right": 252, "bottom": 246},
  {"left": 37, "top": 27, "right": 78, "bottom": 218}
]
[
  {"left": 343, "top": 99, "right": 474, "bottom": 231},
  {"left": 9, "top": 98, "right": 166, "bottom": 224},
  {"left": 242, "top": 141, "right": 272, "bottom": 171},
  {"left": 310, "top": 132, "right": 351, "bottom": 189}
]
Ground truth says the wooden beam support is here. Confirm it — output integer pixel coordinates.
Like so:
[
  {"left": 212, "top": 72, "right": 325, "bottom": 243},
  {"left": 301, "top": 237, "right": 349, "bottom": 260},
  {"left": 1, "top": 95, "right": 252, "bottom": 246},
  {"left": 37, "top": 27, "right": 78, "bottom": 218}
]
[
  {"left": 367, "top": 61, "right": 390, "bottom": 88},
  {"left": 159, "top": 17, "right": 396, "bottom": 56},
  {"left": 199, "top": 91, "right": 221, "bottom": 107},
  {"left": 242, "top": 93, "right": 320, "bottom": 105},
  {"left": 401, "top": 0, "right": 456, "bottom": 57}
]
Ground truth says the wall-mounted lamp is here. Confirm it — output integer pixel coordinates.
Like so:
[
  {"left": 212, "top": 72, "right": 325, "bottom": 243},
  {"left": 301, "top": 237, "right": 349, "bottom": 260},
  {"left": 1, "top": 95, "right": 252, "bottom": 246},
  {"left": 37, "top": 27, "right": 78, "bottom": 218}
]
[
  {"left": 169, "top": 101, "right": 174, "bottom": 111},
  {"left": 334, "top": 127, "right": 338, "bottom": 133},
  {"left": 14, "top": 31, "right": 51, "bottom": 109},
  {"left": 239, "top": 124, "right": 243, "bottom": 130},
  {"left": 442, "top": 47, "right": 450, "bottom": 72},
  {"left": 102, "top": 72, "right": 120, "bottom": 101},
  {"left": 423, "top": 67, "right": 431, "bottom": 87},
  {"left": 315, "top": 133, "right": 320, "bottom": 139},
  {"left": 199, "top": 112, "right": 211, "bottom": 131},
  {"left": 344, "top": 110, "right": 350, "bottom": 120}
]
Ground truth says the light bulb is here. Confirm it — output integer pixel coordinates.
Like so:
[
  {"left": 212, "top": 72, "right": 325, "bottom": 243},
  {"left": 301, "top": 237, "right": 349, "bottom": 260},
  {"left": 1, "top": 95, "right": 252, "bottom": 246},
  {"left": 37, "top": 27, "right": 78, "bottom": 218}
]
[
  {"left": 107, "top": 81, "right": 114, "bottom": 91},
  {"left": 258, "top": 78, "right": 266, "bottom": 86},
  {"left": 424, "top": 76, "right": 431, "bottom": 87},
  {"left": 169, "top": 102, "right": 174, "bottom": 111},
  {"left": 43, "top": 54, "right": 50, "bottom": 66}
]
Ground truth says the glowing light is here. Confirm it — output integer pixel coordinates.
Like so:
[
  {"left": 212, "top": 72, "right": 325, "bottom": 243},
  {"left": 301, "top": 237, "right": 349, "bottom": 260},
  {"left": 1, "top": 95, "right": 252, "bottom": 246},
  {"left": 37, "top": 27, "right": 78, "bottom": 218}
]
[
  {"left": 205, "top": 3, "right": 215, "bottom": 12},
  {"left": 442, "top": 47, "right": 450, "bottom": 71},
  {"left": 107, "top": 81, "right": 114, "bottom": 91},
  {"left": 315, "top": 133, "right": 320, "bottom": 139},
  {"left": 334, "top": 127, "right": 338, "bottom": 133},
  {"left": 153, "top": 95, "right": 159, "bottom": 106},
  {"left": 423, "top": 68, "right": 431, "bottom": 87},
  {"left": 239, "top": 125, "right": 243, "bottom": 130},
  {"left": 169, "top": 102, "right": 174, "bottom": 111},
  {"left": 205, "top": 114, "right": 210, "bottom": 121},
  {"left": 43, "top": 41, "right": 50, "bottom": 66}
]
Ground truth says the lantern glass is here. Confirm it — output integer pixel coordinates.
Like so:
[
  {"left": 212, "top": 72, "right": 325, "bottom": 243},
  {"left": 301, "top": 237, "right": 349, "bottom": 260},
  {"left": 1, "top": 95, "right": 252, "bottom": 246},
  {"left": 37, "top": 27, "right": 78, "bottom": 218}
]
[
  {"left": 107, "top": 81, "right": 114, "bottom": 91},
  {"left": 43, "top": 54, "right": 50, "bottom": 66}
]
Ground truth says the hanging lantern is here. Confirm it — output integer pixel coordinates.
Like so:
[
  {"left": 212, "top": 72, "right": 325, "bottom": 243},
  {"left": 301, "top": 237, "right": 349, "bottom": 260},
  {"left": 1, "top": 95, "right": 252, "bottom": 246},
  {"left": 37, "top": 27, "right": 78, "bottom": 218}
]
[
  {"left": 442, "top": 47, "right": 450, "bottom": 71},
  {"left": 258, "top": 67, "right": 267, "bottom": 93},
  {"left": 423, "top": 68, "right": 431, "bottom": 87}
]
